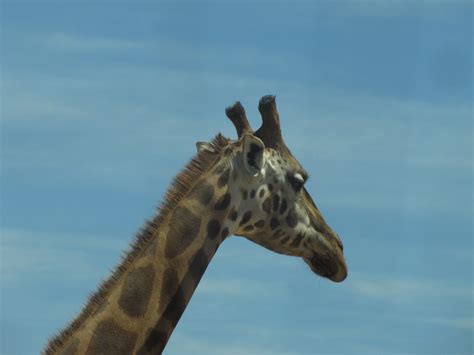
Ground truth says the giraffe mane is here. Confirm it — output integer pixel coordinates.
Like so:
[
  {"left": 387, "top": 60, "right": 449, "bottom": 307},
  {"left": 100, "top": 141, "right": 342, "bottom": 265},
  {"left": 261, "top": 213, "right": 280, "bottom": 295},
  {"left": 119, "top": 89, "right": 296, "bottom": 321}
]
[{"left": 44, "top": 133, "right": 230, "bottom": 354}]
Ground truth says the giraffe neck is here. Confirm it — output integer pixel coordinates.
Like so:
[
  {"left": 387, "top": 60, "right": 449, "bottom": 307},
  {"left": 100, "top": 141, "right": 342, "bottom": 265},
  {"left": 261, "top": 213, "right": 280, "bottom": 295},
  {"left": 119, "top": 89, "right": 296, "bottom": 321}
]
[
  {"left": 138, "top": 179, "right": 232, "bottom": 353},
  {"left": 45, "top": 137, "right": 238, "bottom": 354}
]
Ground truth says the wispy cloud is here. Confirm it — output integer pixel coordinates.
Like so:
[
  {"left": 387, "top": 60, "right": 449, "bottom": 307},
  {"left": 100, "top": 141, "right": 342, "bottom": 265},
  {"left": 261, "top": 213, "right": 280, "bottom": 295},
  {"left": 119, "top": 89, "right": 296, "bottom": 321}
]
[
  {"left": 3, "top": 65, "right": 470, "bottom": 160},
  {"left": 2, "top": 6, "right": 472, "bottom": 355},
  {"left": 3, "top": 65, "right": 471, "bottom": 217},
  {"left": 2, "top": 93, "right": 85, "bottom": 121},
  {"left": 41, "top": 32, "right": 146, "bottom": 51},
  {"left": 2, "top": 29, "right": 472, "bottom": 221},
  {"left": 347, "top": 273, "right": 473, "bottom": 304},
  {"left": 0, "top": 228, "right": 126, "bottom": 285}
]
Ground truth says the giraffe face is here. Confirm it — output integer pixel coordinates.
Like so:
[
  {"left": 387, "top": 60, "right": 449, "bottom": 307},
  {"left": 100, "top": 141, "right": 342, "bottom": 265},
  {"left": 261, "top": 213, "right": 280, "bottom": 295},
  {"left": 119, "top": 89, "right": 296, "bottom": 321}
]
[{"left": 231, "top": 134, "right": 347, "bottom": 282}]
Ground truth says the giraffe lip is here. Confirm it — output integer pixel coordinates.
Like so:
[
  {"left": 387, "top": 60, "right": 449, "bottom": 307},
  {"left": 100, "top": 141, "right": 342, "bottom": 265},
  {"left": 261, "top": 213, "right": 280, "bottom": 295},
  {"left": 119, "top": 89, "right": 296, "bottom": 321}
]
[{"left": 304, "top": 254, "right": 341, "bottom": 281}]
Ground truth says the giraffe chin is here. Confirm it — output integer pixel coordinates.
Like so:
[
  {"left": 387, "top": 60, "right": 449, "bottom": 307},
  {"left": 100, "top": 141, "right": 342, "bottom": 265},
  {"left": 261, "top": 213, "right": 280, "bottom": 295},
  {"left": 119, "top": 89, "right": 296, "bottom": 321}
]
[{"left": 304, "top": 254, "right": 347, "bottom": 283}]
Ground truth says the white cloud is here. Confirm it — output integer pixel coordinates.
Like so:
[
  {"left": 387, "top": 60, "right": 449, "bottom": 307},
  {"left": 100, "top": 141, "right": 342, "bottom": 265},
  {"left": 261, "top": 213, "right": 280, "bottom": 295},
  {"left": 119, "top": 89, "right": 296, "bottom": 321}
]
[{"left": 2, "top": 93, "right": 83, "bottom": 119}]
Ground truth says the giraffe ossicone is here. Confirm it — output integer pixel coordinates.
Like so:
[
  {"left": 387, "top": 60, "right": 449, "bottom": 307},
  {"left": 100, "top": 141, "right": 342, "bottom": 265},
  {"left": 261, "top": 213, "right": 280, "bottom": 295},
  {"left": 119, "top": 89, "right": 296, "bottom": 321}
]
[{"left": 44, "top": 95, "right": 347, "bottom": 355}]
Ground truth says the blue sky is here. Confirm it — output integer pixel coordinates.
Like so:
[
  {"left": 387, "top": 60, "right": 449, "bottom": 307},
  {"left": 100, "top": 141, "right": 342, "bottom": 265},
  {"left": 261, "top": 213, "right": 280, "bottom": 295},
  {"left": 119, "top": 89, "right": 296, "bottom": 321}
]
[{"left": 1, "top": 1, "right": 472, "bottom": 354}]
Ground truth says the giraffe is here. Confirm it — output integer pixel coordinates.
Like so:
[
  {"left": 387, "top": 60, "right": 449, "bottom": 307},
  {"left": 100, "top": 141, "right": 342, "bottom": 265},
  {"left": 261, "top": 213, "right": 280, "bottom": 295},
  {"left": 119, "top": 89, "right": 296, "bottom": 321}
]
[{"left": 44, "top": 95, "right": 347, "bottom": 354}]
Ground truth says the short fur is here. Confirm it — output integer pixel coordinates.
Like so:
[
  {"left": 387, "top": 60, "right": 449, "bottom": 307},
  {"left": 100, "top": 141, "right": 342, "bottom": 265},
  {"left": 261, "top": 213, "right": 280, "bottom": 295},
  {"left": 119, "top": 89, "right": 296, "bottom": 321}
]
[{"left": 43, "top": 134, "right": 229, "bottom": 354}]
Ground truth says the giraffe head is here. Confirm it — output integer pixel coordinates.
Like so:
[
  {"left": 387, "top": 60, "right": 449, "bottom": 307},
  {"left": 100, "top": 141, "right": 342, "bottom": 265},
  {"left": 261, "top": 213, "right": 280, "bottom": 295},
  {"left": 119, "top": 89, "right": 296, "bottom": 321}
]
[{"left": 198, "top": 96, "right": 347, "bottom": 282}]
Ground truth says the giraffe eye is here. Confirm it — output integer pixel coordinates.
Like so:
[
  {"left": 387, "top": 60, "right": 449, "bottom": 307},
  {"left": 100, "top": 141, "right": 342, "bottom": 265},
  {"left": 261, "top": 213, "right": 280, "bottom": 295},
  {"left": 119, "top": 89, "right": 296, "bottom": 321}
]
[{"left": 289, "top": 173, "right": 305, "bottom": 192}]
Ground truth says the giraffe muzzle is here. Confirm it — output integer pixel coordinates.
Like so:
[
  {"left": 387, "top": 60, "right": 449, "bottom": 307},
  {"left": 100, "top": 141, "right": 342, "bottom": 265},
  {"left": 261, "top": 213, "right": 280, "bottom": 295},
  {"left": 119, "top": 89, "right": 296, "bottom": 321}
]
[{"left": 304, "top": 251, "right": 348, "bottom": 283}]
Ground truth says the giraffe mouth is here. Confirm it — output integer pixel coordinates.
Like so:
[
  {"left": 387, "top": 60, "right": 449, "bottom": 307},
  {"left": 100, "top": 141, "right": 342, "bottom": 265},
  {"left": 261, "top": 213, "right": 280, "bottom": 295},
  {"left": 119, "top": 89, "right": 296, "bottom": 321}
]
[{"left": 304, "top": 253, "right": 347, "bottom": 282}]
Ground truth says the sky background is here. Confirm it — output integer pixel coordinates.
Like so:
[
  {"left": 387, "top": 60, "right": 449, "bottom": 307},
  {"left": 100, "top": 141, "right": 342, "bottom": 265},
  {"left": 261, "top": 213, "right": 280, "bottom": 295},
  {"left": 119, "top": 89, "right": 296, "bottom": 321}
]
[{"left": 1, "top": 1, "right": 472, "bottom": 354}]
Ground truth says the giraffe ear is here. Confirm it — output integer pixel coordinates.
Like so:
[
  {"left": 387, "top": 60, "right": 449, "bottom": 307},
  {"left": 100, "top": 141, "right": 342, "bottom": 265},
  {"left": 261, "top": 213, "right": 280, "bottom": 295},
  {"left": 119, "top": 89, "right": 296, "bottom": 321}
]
[
  {"left": 196, "top": 141, "right": 215, "bottom": 154},
  {"left": 241, "top": 133, "right": 265, "bottom": 176}
]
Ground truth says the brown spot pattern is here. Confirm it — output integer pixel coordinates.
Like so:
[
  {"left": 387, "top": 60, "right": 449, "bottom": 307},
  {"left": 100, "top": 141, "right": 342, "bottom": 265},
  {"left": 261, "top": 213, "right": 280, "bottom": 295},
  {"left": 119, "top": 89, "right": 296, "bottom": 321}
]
[
  {"left": 215, "top": 193, "right": 231, "bottom": 210},
  {"left": 118, "top": 264, "right": 155, "bottom": 318},
  {"left": 239, "top": 211, "right": 252, "bottom": 226},
  {"left": 262, "top": 197, "right": 272, "bottom": 214},
  {"left": 254, "top": 220, "right": 265, "bottom": 228},
  {"left": 140, "top": 328, "right": 168, "bottom": 354},
  {"left": 207, "top": 220, "right": 221, "bottom": 240},
  {"left": 217, "top": 168, "right": 230, "bottom": 188},
  {"left": 165, "top": 207, "right": 201, "bottom": 258},
  {"left": 188, "top": 182, "right": 214, "bottom": 205},
  {"left": 163, "top": 284, "right": 187, "bottom": 321},
  {"left": 142, "top": 251, "right": 211, "bottom": 353},
  {"left": 272, "top": 195, "right": 280, "bottom": 212},
  {"left": 270, "top": 217, "right": 280, "bottom": 230},
  {"left": 86, "top": 319, "right": 137, "bottom": 354},
  {"left": 286, "top": 210, "right": 298, "bottom": 228},
  {"left": 221, "top": 227, "right": 229, "bottom": 239},
  {"left": 229, "top": 208, "right": 238, "bottom": 221},
  {"left": 189, "top": 248, "right": 210, "bottom": 281},
  {"left": 279, "top": 199, "right": 288, "bottom": 214},
  {"left": 158, "top": 268, "right": 179, "bottom": 313}
]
